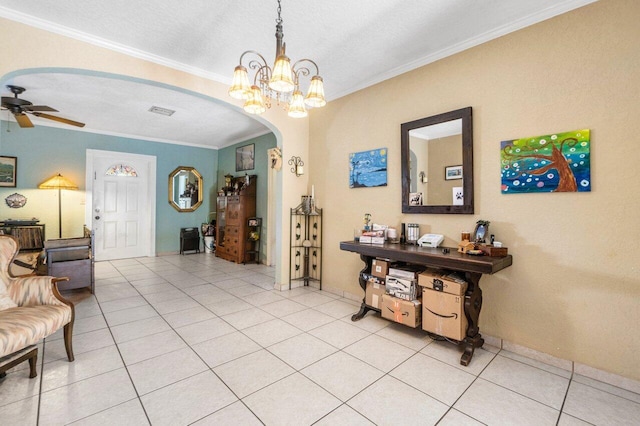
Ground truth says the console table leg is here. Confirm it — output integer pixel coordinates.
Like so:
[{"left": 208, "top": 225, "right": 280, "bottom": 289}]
[
  {"left": 461, "top": 334, "right": 485, "bottom": 366},
  {"left": 461, "top": 272, "right": 484, "bottom": 365},
  {"left": 351, "top": 301, "right": 375, "bottom": 321},
  {"left": 351, "top": 254, "right": 374, "bottom": 322}
]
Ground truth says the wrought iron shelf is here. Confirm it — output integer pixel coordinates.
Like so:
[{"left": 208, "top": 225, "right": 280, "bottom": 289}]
[{"left": 289, "top": 199, "right": 322, "bottom": 290}]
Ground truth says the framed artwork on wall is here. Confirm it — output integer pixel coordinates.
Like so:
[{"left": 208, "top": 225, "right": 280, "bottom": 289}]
[
  {"left": 349, "top": 148, "right": 388, "bottom": 188},
  {"left": 0, "top": 156, "right": 17, "bottom": 187},
  {"left": 236, "top": 144, "right": 255, "bottom": 171},
  {"left": 501, "top": 129, "right": 591, "bottom": 193},
  {"left": 445, "top": 165, "right": 463, "bottom": 180}
]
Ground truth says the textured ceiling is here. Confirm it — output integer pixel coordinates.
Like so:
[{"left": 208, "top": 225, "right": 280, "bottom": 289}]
[{"left": 0, "top": 0, "right": 596, "bottom": 148}]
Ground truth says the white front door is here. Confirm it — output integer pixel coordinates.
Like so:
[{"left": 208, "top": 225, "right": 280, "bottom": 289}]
[{"left": 86, "top": 150, "right": 156, "bottom": 261}]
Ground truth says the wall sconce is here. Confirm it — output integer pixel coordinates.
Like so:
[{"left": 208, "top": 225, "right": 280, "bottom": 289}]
[{"left": 289, "top": 156, "right": 304, "bottom": 176}]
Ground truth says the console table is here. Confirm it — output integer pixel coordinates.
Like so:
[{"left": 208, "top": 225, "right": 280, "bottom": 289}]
[{"left": 340, "top": 241, "right": 513, "bottom": 365}]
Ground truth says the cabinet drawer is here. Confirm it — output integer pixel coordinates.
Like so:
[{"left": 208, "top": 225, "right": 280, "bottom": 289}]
[
  {"left": 225, "top": 226, "right": 239, "bottom": 236},
  {"left": 227, "top": 203, "right": 241, "bottom": 224},
  {"left": 50, "top": 259, "right": 92, "bottom": 291}
]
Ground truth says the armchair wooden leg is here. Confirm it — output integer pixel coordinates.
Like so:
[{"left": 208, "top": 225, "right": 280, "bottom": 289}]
[
  {"left": 28, "top": 352, "right": 37, "bottom": 378},
  {"left": 64, "top": 322, "right": 75, "bottom": 362}
]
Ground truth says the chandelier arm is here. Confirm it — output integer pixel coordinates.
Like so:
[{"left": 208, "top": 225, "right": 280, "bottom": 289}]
[
  {"left": 292, "top": 58, "right": 320, "bottom": 76},
  {"left": 239, "top": 50, "right": 269, "bottom": 68}
]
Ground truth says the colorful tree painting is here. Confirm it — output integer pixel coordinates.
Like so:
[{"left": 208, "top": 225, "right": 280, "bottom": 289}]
[{"left": 501, "top": 129, "right": 590, "bottom": 194}]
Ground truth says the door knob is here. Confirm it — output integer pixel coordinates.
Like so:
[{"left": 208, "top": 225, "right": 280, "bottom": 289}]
[{"left": 95, "top": 216, "right": 100, "bottom": 220}]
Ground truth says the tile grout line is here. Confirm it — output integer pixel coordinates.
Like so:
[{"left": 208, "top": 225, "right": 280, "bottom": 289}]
[{"left": 121, "top": 258, "right": 275, "bottom": 424}]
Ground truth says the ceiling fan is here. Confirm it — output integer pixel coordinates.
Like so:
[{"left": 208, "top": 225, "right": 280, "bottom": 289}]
[{"left": 1, "top": 85, "right": 85, "bottom": 128}]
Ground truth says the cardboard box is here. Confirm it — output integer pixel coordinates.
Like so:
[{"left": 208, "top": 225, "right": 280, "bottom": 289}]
[
  {"left": 360, "top": 234, "right": 385, "bottom": 244},
  {"left": 385, "top": 275, "right": 419, "bottom": 301},
  {"left": 365, "top": 280, "right": 386, "bottom": 309},
  {"left": 381, "top": 294, "right": 421, "bottom": 327},
  {"left": 422, "top": 287, "right": 468, "bottom": 341},
  {"left": 418, "top": 269, "right": 468, "bottom": 296},
  {"left": 372, "top": 259, "right": 390, "bottom": 278},
  {"left": 389, "top": 265, "right": 424, "bottom": 280}
]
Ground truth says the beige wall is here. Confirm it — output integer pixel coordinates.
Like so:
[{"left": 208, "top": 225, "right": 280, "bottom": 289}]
[
  {"left": 0, "top": 17, "right": 310, "bottom": 287},
  {"left": 426, "top": 135, "right": 462, "bottom": 205},
  {"left": 309, "top": 0, "right": 640, "bottom": 381}
]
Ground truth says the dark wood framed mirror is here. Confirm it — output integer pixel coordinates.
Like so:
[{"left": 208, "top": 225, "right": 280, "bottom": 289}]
[
  {"left": 169, "top": 166, "right": 203, "bottom": 212},
  {"left": 401, "top": 107, "right": 473, "bottom": 214}
]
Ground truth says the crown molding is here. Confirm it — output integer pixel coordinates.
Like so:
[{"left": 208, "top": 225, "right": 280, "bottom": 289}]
[
  {"left": 0, "top": 6, "right": 232, "bottom": 85},
  {"left": 328, "top": 0, "right": 598, "bottom": 100}
]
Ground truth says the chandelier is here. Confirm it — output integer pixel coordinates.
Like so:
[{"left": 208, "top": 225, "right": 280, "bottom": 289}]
[{"left": 228, "top": 0, "right": 326, "bottom": 118}]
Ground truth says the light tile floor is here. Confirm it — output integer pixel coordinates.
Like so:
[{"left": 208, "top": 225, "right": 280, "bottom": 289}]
[{"left": 2, "top": 253, "right": 639, "bottom": 425}]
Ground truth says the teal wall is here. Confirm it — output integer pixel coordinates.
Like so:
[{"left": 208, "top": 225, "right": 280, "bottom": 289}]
[
  {"left": 0, "top": 120, "right": 217, "bottom": 253},
  {"left": 217, "top": 133, "right": 276, "bottom": 263}
]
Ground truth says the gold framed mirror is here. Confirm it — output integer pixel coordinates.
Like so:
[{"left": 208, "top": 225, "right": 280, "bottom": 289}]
[{"left": 168, "top": 166, "right": 203, "bottom": 212}]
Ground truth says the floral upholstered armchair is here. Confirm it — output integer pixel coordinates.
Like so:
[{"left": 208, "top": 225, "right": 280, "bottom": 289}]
[{"left": 0, "top": 235, "right": 75, "bottom": 364}]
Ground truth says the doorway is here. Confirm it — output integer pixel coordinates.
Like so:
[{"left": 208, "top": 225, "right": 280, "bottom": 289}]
[{"left": 85, "top": 149, "right": 156, "bottom": 261}]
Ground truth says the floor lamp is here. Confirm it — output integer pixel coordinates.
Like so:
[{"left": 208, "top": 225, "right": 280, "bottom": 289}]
[{"left": 39, "top": 174, "right": 78, "bottom": 238}]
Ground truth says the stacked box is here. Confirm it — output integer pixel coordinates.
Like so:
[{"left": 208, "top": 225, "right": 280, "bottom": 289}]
[
  {"left": 371, "top": 258, "right": 390, "bottom": 278},
  {"left": 381, "top": 294, "right": 421, "bottom": 327},
  {"left": 385, "top": 275, "right": 419, "bottom": 301},
  {"left": 419, "top": 269, "right": 469, "bottom": 341},
  {"left": 360, "top": 230, "right": 384, "bottom": 244},
  {"left": 365, "top": 280, "right": 386, "bottom": 310},
  {"left": 388, "top": 265, "right": 424, "bottom": 280},
  {"left": 418, "top": 269, "right": 467, "bottom": 295}
]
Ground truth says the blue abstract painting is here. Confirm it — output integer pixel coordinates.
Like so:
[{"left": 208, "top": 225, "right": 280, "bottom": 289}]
[
  {"left": 349, "top": 148, "right": 388, "bottom": 188},
  {"left": 501, "top": 129, "right": 591, "bottom": 194}
]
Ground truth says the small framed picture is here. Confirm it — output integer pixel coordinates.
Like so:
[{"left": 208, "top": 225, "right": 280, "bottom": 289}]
[
  {"left": 0, "top": 156, "right": 17, "bottom": 187},
  {"left": 409, "top": 192, "right": 423, "bottom": 206},
  {"left": 445, "top": 165, "right": 463, "bottom": 180},
  {"left": 236, "top": 144, "right": 255, "bottom": 172},
  {"left": 452, "top": 187, "right": 464, "bottom": 205}
]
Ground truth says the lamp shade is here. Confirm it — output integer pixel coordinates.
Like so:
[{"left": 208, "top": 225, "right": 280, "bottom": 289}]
[
  {"left": 38, "top": 174, "right": 78, "bottom": 190},
  {"left": 287, "top": 90, "right": 308, "bottom": 118},
  {"left": 304, "top": 76, "right": 326, "bottom": 108},
  {"left": 243, "top": 86, "right": 267, "bottom": 115},
  {"left": 228, "top": 65, "right": 251, "bottom": 99},
  {"left": 269, "top": 55, "right": 295, "bottom": 93}
]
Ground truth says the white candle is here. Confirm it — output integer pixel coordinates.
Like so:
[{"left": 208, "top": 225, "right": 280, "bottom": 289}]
[{"left": 311, "top": 185, "right": 315, "bottom": 199}]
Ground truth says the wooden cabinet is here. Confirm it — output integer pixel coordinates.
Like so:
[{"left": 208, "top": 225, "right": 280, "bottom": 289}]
[{"left": 215, "top": 175, "right": 256, "bottom": 263}]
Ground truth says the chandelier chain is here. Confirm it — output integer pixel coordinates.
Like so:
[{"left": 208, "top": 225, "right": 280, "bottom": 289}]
[{"left": 276, "top": 0, "right": 282, "bottom": 25}]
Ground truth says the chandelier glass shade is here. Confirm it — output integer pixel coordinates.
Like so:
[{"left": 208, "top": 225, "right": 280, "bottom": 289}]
[{"left": 228, "top": 0, "right": 326, "bottom": 118}]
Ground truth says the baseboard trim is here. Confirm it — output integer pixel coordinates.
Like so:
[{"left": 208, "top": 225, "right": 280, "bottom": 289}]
[{"left": 326, "top": 285, "right": 640, "bottom": 394}]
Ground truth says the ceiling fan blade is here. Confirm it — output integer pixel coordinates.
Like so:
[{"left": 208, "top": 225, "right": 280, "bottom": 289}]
[
  {"left": 32, "top": 112, "right": 85, "bottom": 128},
  {"left": 23, "top": 105, "right": 58, "bottom": 112},
  {"left": 14, "top": 113, "right": 34, "bottom": 128}
]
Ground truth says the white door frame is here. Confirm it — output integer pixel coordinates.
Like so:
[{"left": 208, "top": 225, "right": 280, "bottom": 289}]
[{"left": 85, "top": 149, "right": 157, "bottom": 259}]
